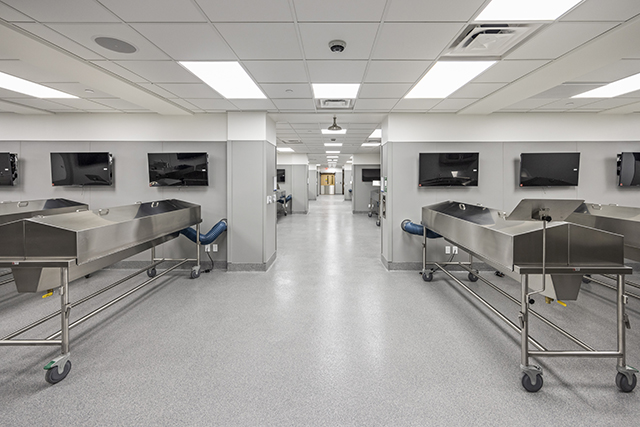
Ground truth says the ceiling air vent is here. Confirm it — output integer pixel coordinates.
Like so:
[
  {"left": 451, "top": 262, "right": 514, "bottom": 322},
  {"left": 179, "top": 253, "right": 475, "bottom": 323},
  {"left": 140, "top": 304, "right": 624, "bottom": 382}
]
[
  {"left": 316, "top": 99, "right": 353, "bottom": 109},
  {"left": 282, "top": 139, "right": 302, "bottom": 144},
  {"left": 444, "top": 24, "right": 542, "bottom": 58}
]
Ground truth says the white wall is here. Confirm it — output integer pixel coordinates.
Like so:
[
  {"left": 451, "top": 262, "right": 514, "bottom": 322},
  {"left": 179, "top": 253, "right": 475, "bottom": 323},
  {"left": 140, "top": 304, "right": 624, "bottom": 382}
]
[{"left": 382, "top": 113, "right": 640, "bottom": 269}]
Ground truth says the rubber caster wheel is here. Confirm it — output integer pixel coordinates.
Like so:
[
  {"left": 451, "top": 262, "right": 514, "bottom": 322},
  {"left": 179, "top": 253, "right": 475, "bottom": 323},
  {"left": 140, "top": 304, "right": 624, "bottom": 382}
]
[
  {"left": 494, "top": 271, "right": 504, "bottom": 278},
  {"left": 422, "top": 272, "right": 433, "bottom": 282},
  {"left": 84, "top": 274, "right": 92, "bottom": 279},
  {"left": 521, "top": 373, "right": 543, "bottom": 392},
  {"left": 616, "top": 372, "right": 637, "bottom": 392},
  {"left": 376, "top": 220, "right": 380, "bottom": 226},
  {"left": 284, "top": 212, "right": 287, "bottom": 216},
  {"left": 468, "top": 272, "right": 479, "bottom": 282},
  {"left": 190, "top": 269, "right": 201, "bottom": 279},
  {"left": 147, "top": 268, "right": 156, "bottom": 278},
  {"left": 45, "top": 360, "right": 71, "bottom": 385},
  {"left": 582, "top": 275, "right": 592, "bottom": 284},
  {"left": 368, "top": 212, "right": 373, "bottom": 217}
]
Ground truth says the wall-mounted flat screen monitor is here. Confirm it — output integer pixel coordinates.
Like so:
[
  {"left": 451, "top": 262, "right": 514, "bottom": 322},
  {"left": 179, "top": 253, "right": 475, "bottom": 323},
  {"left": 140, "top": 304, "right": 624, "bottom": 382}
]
[
  {"left": 362, "top": 168, "right": 381, "bottom": 182},
  {"left": 277, "top": 169, "right": 285, "bottom": 182},
  {"left": 51, "top": 152, "right": 113, "bottom": 186},
  {"left": 148, "top": 152, "right": 208, "bottom": 187},
  {"left": 0, "top": 153, "right": 18, "bottom": 186},
  {"left": 519, "top": 152, "right": 580, "bottom": 187},
  {"left": 418, "top": 153, "right": 479, "bottom": 187},
  {"left": 617, "top": 152, "right": 640, "bottom": 187}
]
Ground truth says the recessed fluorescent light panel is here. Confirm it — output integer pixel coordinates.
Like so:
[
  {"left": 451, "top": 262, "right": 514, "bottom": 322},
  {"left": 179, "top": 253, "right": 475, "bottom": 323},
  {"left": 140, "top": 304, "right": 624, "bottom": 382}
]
[
  {"left": 179, "top": 61, "right": 265, "bottom": 99},
  {"left": 324, "top": 143, "right": 343, "bottom": 146},
  {"left": 369, "top": 129, "right": 382, "bottom": 139},
  {"left": 321, "top": 129, "right": 347, "bottom": 135},
  {"left": 346, "top": 160, "right": 353, "bottom": 163},
  {"left": 326, "top": 151, "right": 340, "bottom": 154},
  {"left": 362, "top": 143, "right": 380, "bottom": 147},
  {"left": 277, "top": 147, "right": 294, "bottom": 152},
  {"left": 476, "top": 0, "right": 583, "bottom": 21},
  {"left": 406, "top": 61, "right": 495, "bottom": 98},
  {"left": 0, "top": 72, "right": 77, "bottom": 98},
  {"left": 572, "top": 72, "right": 640, "bottom": 98},
  {"left": 312, "top": 84, "right": 360, "bottom": 99}
]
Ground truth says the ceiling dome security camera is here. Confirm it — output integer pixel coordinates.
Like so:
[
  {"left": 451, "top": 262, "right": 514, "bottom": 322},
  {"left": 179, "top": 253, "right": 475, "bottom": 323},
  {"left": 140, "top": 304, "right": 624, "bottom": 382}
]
[{"left": 329, "top": 40, "right": 346, "bottom": 53}]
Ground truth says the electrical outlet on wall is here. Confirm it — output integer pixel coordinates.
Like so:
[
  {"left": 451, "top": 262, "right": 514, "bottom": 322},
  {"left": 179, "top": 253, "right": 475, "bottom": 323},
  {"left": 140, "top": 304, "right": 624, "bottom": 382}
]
[
  {"left": 212, "top": 244, "right": 218, "bottom": 252},
  {"left": 453, "top": 246, "right": 458, "bottom": 254},
  {"left": 204, "top": 244, "right": 211, "bottom": 252},
  {"left": 445, "top": 246, "right": 451, "bottom": 254}
]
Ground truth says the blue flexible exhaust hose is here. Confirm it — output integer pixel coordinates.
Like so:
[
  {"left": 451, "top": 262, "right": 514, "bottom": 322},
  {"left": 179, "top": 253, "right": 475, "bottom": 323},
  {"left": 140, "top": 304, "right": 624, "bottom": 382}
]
[
  {"left": 285, "top": 194, "right": 292, "bottom": 202},
  {"left": 180, "top": 219, "right": 227, "bottom": 245},
  {"left": 401, "top": 219, "right": 442, "bottom": 239}
]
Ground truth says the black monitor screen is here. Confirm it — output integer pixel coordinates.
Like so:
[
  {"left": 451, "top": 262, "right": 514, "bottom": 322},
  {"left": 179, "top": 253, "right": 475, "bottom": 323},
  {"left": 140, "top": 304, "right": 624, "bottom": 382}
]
[
  {"left": 277, "top": 169, "right": 285, "bottom": 182},
  {"left": 520, "top": 153, "right": 580, "bottom": 187},
  {"left": 0, "top": 153, "right": 17, "bottom": 186},
  {"left": 618, "top": 152, "right": 640, "bottom": 187},
  {"left": 148, "top": 152, "right": 208, "bottom": 187},
  {"left": 51, "top": 152, "right": 113, "bottom": 186},
  {"left": 418, "top": 153, "right": 478, "bottom": 187},
  {"left": 362, "top": 168, "right": 380, "bottom": 182}
]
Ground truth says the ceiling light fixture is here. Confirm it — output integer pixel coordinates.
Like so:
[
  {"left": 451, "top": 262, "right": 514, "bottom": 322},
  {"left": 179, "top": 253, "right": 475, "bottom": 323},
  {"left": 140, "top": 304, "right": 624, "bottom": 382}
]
[
  {"left": 0, "top": 71, "right": 77, "bottom": 98},
  {"left": 94, "top": 36, "right": 137, "bottom": 54},
  {"left": 572, "top": 72, "right": 640, "bottom": 98},
  {"left": 328, "top": 116, "right": 342, "bottom": 131},
  {"left": 475, "top": 0, "right": 583, "bottom": 21},
  {"left": 277, "top": 147, "right": 294, "bottom": 152},
  {"left": 321, "top": 129, "right": 347, "bottom": 135},
  {"left": 324, "top": 143, "right": 343, "bottom": 146},
  {"left": 405, "top": 61, "right": 496, "bottom": 98},
  {"left": 369, "top": 129, "right": 382, "bottom": 139},
  {"left": 362, "top": 142, "right": 381, "bottom": 147},
  {"left": 179, "top": 61, "right": 266, "bottom": 99},
  {"left": 326, "top": 151, "right": 340, "bottom": 154},
  {"left": 312, "top": 83, "right": 360, "bottom": 99}
]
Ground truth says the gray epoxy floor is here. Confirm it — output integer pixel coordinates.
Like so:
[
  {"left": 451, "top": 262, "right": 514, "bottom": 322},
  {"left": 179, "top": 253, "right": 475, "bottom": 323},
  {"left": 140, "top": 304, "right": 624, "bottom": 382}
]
[{"left": 1, "top": 195, "right": 639, "bottom": 426}]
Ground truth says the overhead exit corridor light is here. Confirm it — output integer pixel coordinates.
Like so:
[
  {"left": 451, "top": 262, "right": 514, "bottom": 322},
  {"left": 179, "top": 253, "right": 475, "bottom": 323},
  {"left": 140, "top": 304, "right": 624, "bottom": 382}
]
[
  {"left": 572, "top": 72, "right": 640, "bottom": 98},
  {"left": 277, "top": 147, "right": 294, "bottom": 152},
  {"left": 405, "top": 61, "right": 495, "bottom": 99},
  {"left": 0, "top": 71, "right": 77, "bottom": 98},
  {"left": 312, "top": 83, "right": 360, "bottom": 99},
  {"left": 475, "top": 0, "right": 584, "bottom": 22},
  {"left": 179, "top": 61, "right": 266, "bottom": 99}
]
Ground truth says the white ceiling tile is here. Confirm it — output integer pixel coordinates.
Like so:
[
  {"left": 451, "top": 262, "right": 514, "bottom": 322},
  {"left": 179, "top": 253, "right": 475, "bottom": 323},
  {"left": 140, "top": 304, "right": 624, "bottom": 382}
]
[
  {"left": 0, "top": 60, "right": 73, "bottom": 83},
  {"left": 359, "top": 84, "right": 412, "bottom": 99},
  {"left": 261, "top": 84, "right": 312, "bottom": 99},
  {"left": 472, "top": 60, "right": 550, "bottom": 83},
  {"left": 272, "top": 99, "right": 316, "bottom": 110},
  {"left": 449, "top": 83, "right": 507, "bottom": 99},
  {"left": 570, "top": 59, "right": 640, "bottom": 83},
  {"left": 9, "top": 98, "right": 76, "bottom": 111},
  {"left": 393, "top": 99, "right": 440, "bottom": 110},
  {"left": 293, "top": 0, "right": 386, "bottom": 22},
  {"left": 372, "top": 23, "right": 465, "bottom": 60},
  {"left": 16, "top": 23, "right": 104, "bottom": 60},
  {"left": 114, "top": 61, "right": 200, "bottom": 83},
  {"left": 354, "top": 99, "right": 398, "bottom": 111},
  {"left": 0, "top": 87, "right": 28, "bottom": 98},
  {"left": 562, "top": 0, "right": 640, "bottom": 22},
  {"left": 535, "top": 98, "right": 598, "bottom": 110},
  {"left": 50, "top": 98, "right": 116, "bottom": 110},
  {"left": 502, "top": 98, "right": 554, "bottom": 110},
  {"left": 138, "top": 83, "right": 176, "bottom": 98},
  {"left": 1, "top": 0, "right": 119, "bottom": 22},
  {"left": 298, "top": 23, "right": 378, "bottom": 60},
  {"left": 196, "top": 0, "right": 293, "bottom": 22},
  {"left": 169, "top": 98, "right": 201, "bottom": 111},
  {"left": 307, "top": 61, "right": 367, "bottom": 83},
  {"left": 386, "top": 0, "right": 486, "bottom": 22},
  {"left": 575, "top": 98, "right": 640, "bottom": 110},
  {"left": 41, "top": 83, "right": 115, "bottom": 98},
  {"left": 215, "top": 24, "right": 301, "bottom": 60},
  {"left": 243, "top": 61, "right": 308, "bottom": 83},
  {"left": 184, "top": 98, "right": 237, "bottom": 110},
  {"left": 90, "top": 98, "right": 146, "bottom": 110},
  {"left": 92, "top": 60, "right": 148, "bottom": 83},
  {"left": 507, "top": 22, "right": 618, "bottom": 60},
  {"left": 0, "top": 3, "right": 33, "bottom": 21},
  {"left": 157, "top": 83, "right": 223, "bottom": 99},
  {"left": 531, "top": 84, "right": 601, "bottom": 99},
  {"left": 99, "top": 0, "right": 206, "bottom": 22},
  {"left": 229, "top": 99, "right": 277, "bottom": 110},
  {"left": 364, "top": 61, "right": 432, "bottom": 83},
  {"left": 131, "top": 24, "right": 235, "bottom": 61},
  {"left": 347, "top": 123, "right": 378, "bottom": 130},
  {"left": 47, "top": 23, "right": 170, "bottom": 60},
  {"left": 290, "top": 123, "right": 320, "bottom": 130},
  {"left": 431, "top": 98, "right": 477, "bottom": 111}
]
